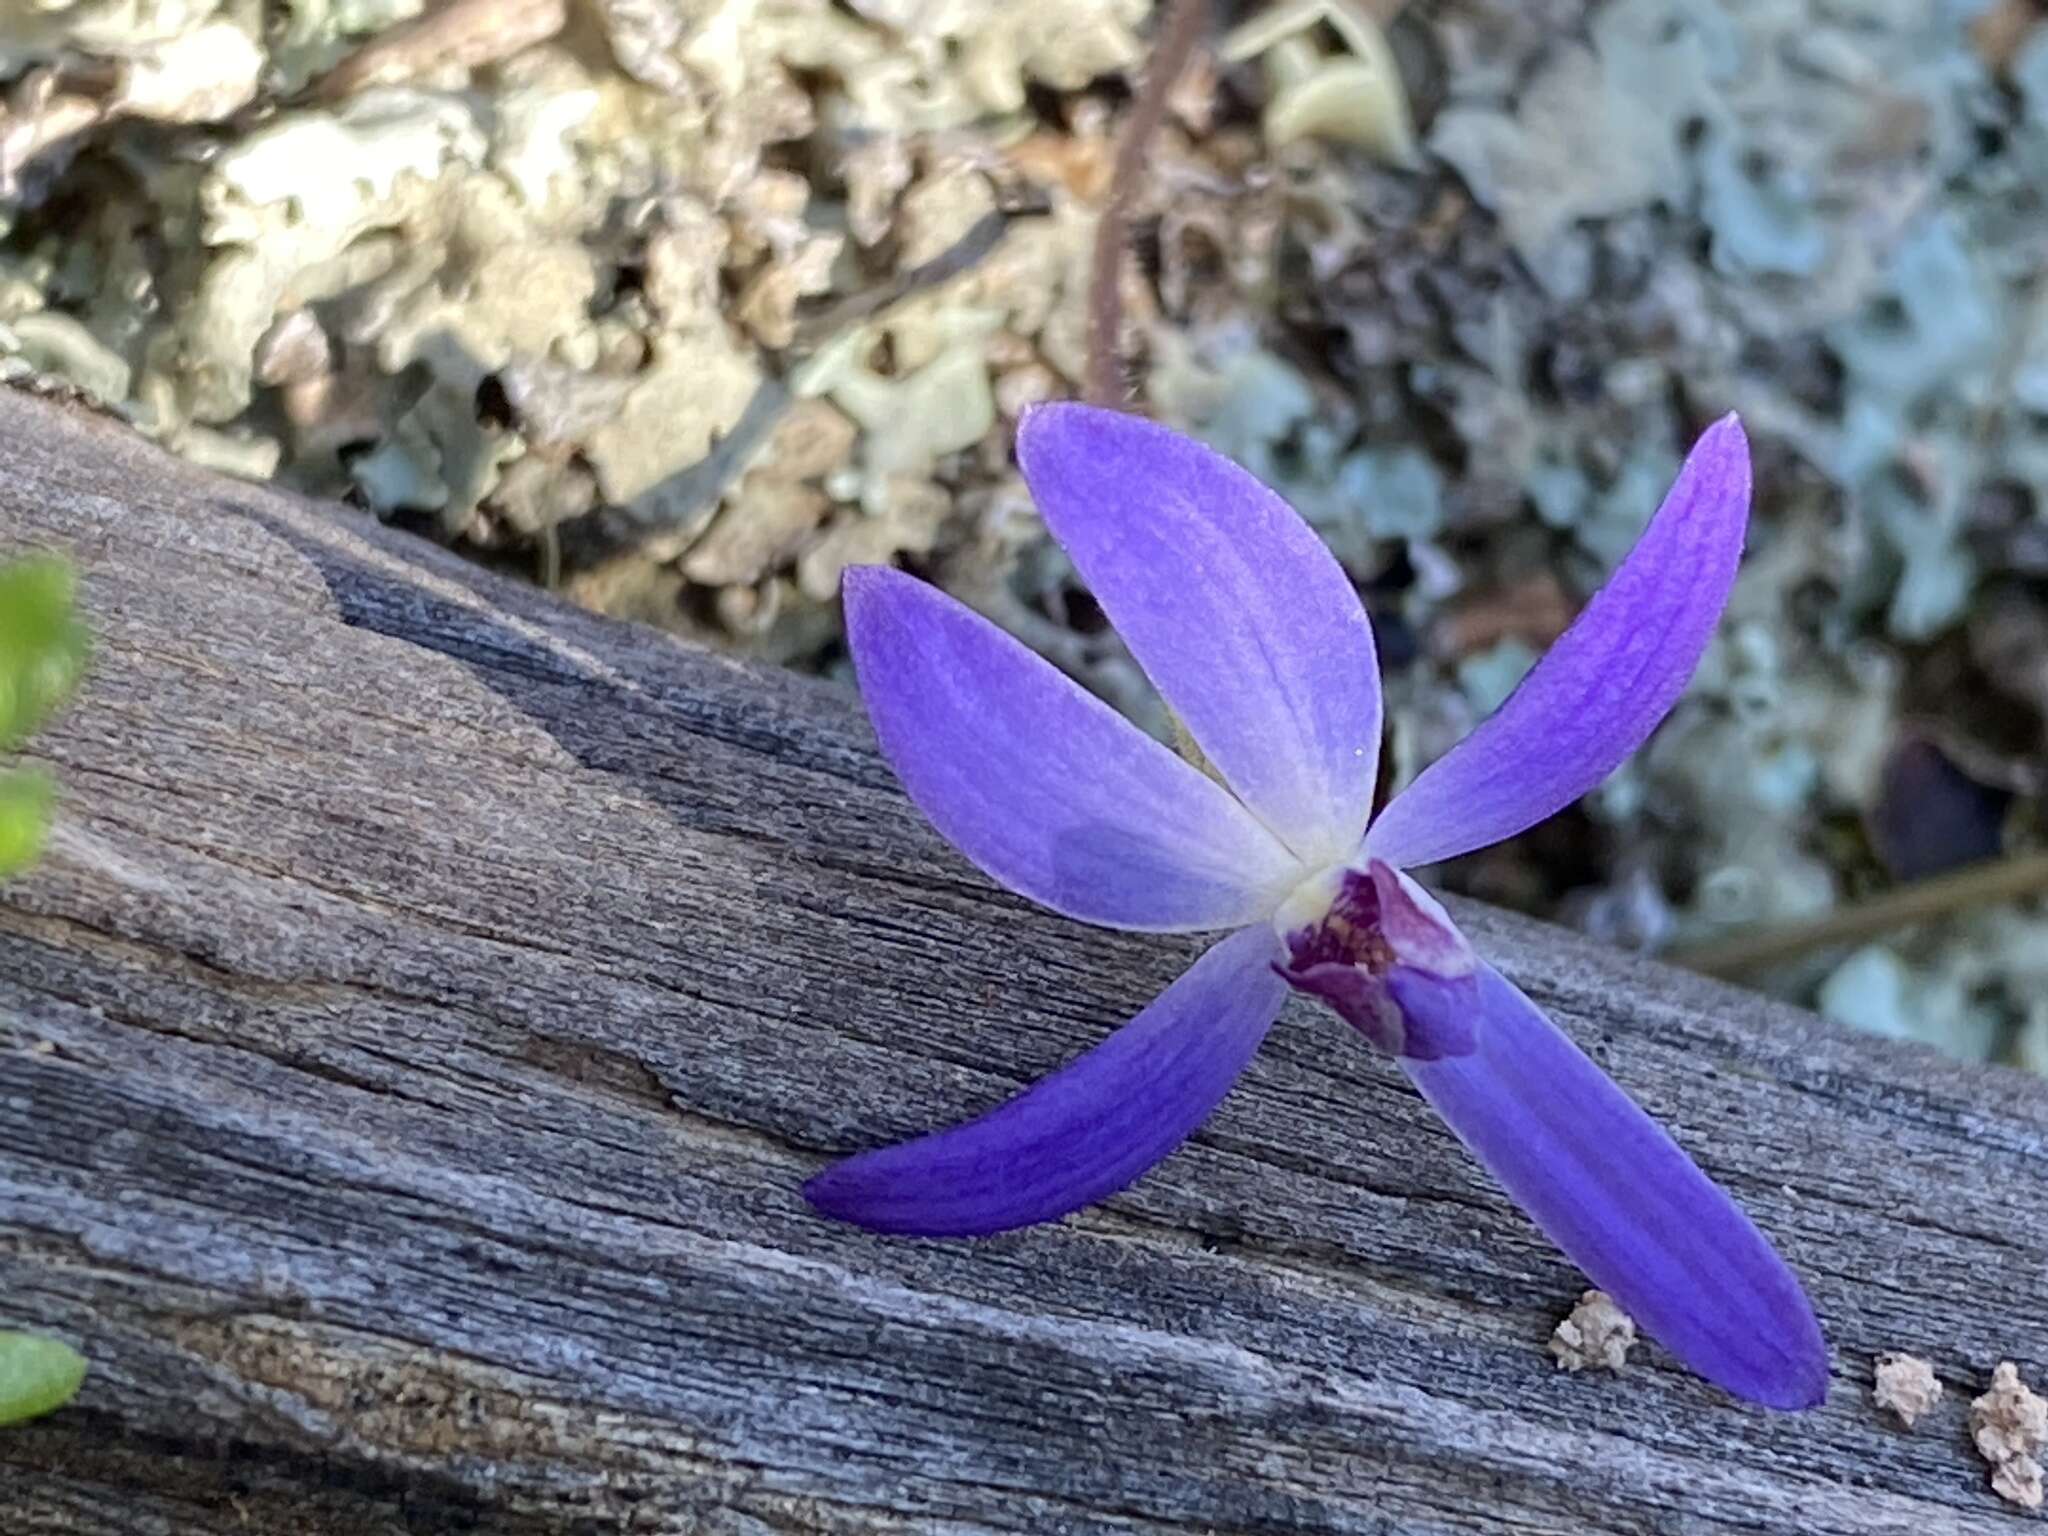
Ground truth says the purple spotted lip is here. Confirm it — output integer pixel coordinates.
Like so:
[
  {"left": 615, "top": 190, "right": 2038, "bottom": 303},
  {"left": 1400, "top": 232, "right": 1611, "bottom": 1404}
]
[{"left": 806, "top": 402, "right": 1829, "bottom": 1412}]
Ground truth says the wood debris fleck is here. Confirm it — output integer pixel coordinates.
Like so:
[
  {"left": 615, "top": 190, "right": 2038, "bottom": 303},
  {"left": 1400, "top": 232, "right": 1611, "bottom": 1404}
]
[
  {"left": 1872, "top": 1352, "right": 1943, "bottom": 1428},
  {"left": 1972, "top": 1360, "right": 2047, "bottom": 1511},
  {"left": 1549, "top": 1289, "right": 1636, "bottom": 1374}
]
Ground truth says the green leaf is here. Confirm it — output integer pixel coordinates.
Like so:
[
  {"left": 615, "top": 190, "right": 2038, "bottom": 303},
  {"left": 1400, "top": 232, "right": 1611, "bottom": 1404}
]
[
  {"left": 0, "top": 555, "right": 90, "bottom": 750},
  {"left": 0, "top": 1332, "right": 88, "bottom": 1427},
  {"left": 0, "top": 768, "right": 55, "bottom": 878}
]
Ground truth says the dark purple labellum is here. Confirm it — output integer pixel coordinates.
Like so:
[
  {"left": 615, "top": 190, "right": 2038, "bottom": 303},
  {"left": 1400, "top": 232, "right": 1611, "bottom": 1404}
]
[{"left": 1275, "top": 865, "right": 1479, "bottom": 1059}]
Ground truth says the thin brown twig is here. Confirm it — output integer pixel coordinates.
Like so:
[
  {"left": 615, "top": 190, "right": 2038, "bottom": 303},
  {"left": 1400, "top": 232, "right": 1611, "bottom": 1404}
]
[
  {"left": 302, "top": 0, "right": 567, "bottom": 104},
  {"left": 1667, "top": 850, "right": 2048, "bottom": 980},
  {"left": 568, "top": 201, "right": 1031, "bottom": 564},
  {"left": 789, "top": 203, "right": 1030, "bottom": 355},
  {"left": 1085, "top": 0, "right": 1210, "bottom": 408}
]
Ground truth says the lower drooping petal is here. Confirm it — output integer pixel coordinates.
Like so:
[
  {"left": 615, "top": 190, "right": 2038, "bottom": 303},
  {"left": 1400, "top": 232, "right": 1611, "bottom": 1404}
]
[
  {"left": 805, "top": 925, "right": 1286, "bottom": 1236},
  {"left": 845, "top": 566, "right": 1301, "bottom": 931},
  {"left": 1389, "top": 963, "right": 1829, "bottom": 1411},
  {"left": 1364, "top": 416, "right": 1751, "bottom": 871}
]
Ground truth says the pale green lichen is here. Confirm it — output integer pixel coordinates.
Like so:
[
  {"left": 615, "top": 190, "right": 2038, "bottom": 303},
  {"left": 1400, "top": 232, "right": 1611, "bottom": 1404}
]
[
  {"left": 0, "top": 0, "right": 1151, "bottom": 581},
  {"left": 1220, "top": 0, "right": 1417, "bottom": 164},
  {"left": 1429, "top": 0, "right": 1718, "bottom": 278},
  {"left": 1454, "top": 638, "right": 1538, "bottom": 719}
]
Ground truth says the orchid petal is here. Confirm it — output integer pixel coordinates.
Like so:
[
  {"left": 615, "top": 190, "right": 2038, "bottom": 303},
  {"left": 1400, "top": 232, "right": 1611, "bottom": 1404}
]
[
  {"left": 1365, "top": 417, "right": 1751, "bottom": 870},
  {"left": 1390, "top": 962, "right": 1827, "bottom": 1409},
  {"left": 846, "top": 567, "right": 1300, "bottom": 931},
  {"left": 806, "top": 925, "right": 1286, "bottom": 1235},
  {"left": 1018, "top": 403, "right": 1381, "bottom": 866}
]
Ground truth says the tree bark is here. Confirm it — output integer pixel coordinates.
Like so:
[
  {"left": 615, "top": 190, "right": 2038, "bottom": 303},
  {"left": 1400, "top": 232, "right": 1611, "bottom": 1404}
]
[{"left": 1, "top": 385, "right": 2044, "bottom": 1534}]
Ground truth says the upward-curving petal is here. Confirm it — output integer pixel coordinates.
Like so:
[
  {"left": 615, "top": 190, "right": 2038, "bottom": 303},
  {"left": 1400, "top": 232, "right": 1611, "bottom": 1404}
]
[
  {"left": 845, "top": 566, "right": 1301, "bottom": 931},
  {"left": 1365, "top": 416, "right": 1751, "bottom": 870},
  {"left": 1389, "top": 962, "right": 1829, "bottom": 1411},
  {"left": 805, "top": 924, "right": 1287, "bottom": 1235},
  {"left": 1017, "top": 404, "right": 1382, "bottom": 867}
]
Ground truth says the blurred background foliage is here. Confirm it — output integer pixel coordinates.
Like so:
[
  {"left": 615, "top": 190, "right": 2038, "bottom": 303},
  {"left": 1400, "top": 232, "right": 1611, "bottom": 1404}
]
[
  {"left": 1, "top": 0, "right": 2043, "bottom": 1068},
  {"left": 0, "top": 556, "right": 89, "bottom": 878}
]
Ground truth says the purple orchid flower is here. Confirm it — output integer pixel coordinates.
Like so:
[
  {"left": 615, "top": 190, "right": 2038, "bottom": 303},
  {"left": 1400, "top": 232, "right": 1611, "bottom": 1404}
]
[{"left": 807, "top": 403, "right": 1828, "bottom": 1411}]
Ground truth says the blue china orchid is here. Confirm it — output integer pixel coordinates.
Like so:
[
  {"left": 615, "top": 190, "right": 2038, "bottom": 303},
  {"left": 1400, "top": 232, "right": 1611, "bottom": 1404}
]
[{"left": 807, "top": 403, "right": 1828, "bottom": 1411}]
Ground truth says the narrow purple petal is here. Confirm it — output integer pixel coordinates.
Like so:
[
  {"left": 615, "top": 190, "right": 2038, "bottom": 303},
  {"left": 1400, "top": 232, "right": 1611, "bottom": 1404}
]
[
  {"left": 846, "top": 567, "right": 1301, "bottom": 931},
  {"left": 806, "top": 925, "right": 1286, "bottom": 1236},
  {"left": 1390, "top": 962, "right": 1827, "bottom": 1409},
  {"left": 1017, "top": 404, "right": 1381, "bottom": 866},
  {"left": 1365, "top": 417, "right": 1751, "bottom": 870}
]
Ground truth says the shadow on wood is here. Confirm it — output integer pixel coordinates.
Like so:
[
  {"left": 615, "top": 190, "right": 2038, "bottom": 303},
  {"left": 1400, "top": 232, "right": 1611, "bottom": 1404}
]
[{"left": 2, "top": 387, "right": 2045, "bottom": 1533}]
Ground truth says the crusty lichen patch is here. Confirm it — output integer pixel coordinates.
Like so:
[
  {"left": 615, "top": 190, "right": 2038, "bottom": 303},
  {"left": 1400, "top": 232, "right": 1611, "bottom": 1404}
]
[
  {"left": 1972, "top": 1360, "right": 2047, "bottom": 1511},
  {"left": 1549, "top": 1289, "right": 1636, "bottom": 1374},
  {"left": 1872, "top": 1351, "right": 1943, "bottom": 1428}
]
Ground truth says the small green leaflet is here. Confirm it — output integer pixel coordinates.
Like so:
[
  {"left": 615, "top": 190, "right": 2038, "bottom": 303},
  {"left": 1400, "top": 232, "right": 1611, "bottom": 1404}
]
[
  {"left": 0, "top": 555, "right": 89, "bottom": 748},
  {"left": 0, "top": 1332, "right": 88, "bottom": 1427},
  {"left": 0, "top": 766, "right": 55, "bottom": 877},
  {"left": 0, "top": 554, "right": 89, "bottom": 878}
]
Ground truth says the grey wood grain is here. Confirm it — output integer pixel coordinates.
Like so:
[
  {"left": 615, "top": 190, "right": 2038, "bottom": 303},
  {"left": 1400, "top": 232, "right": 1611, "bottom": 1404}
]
[{"left": 1, "top": 385, "right": 2044, "bottom": 1534}]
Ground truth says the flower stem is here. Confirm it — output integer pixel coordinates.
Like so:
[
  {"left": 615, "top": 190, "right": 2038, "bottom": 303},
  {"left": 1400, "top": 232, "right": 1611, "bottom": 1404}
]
[
  {"left": 1668, "top": 851, "right": 2048, "bottom": 980},
  {"left": 1085, "top": 0, "right": 1210, "bottom": 408}
]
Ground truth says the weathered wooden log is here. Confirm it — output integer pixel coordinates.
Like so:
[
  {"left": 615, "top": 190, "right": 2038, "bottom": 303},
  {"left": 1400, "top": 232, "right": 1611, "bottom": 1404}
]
[{"left": 1, "top": 384, "right": 2044, "bottom": 1533}]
